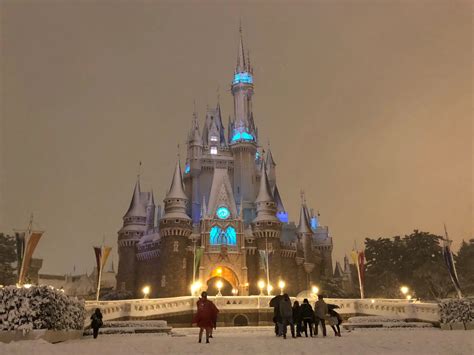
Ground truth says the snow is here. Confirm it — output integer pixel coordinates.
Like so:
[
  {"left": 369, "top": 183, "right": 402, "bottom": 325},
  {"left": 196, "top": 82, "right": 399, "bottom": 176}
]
[{"left": 1, "top": 326, "right": 473, "bottom": 355}]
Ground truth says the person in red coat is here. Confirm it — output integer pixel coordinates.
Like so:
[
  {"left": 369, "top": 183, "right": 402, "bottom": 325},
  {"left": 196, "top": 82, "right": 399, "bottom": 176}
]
[{"left": 193, "top": 291, "right": 219, "bottom": 343}]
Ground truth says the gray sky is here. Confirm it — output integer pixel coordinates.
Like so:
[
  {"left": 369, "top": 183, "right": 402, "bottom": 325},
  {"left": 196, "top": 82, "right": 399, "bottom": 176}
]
[{"left": 1, "top": 1, "right": 472, "bottom": 274}]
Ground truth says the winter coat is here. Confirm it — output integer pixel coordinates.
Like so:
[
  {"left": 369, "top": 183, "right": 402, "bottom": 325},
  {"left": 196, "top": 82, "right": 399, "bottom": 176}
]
[
  {"left": 270, "top": 295, "right": 283, "bottom": 323},
  {"left": 279, "top": 298, "right": 293, "bottom": 321},
  {"left": 193, "top": 298, "right": 219, "bottom": 329},
  {"left": 328, "top": 309, "right": 342, "bottom": 325},
  {"left": 300, "top": 303, "right": 315, "bottom": 321},
  {"left": 90, "top": 311, "right": 103, "bottom": 329},
  {"left": 292, "top": 305, "right": 302, "bottom": 323},
  {"left": 314, "top": 300, "right": 329, "bottom": 319}
]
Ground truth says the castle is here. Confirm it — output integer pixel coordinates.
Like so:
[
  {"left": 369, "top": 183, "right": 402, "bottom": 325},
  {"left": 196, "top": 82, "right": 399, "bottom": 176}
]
[{"left": 116, "top": 28, "right": 334, "bottom": 298}]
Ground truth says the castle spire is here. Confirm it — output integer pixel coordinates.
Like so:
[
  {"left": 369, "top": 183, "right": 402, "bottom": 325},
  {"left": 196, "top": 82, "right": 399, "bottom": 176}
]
[
  {"left": 255, "top": 161, "right": 273, "bottom": 203},
  {"left": 166, "top": 161, "right": 188, "bottom": 200},
  {"left": 236, "top": 21, "right": 246, "bottom": 72},
  {"left": 124, "top": 176, "right": 146, "bottom": 218},
  {"left": 296, "top": 192, "right": 312, "bottom": 234}
]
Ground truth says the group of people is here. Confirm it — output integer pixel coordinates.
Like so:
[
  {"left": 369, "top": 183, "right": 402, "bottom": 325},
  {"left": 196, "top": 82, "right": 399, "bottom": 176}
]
[
  {"left": 90, "top": 292, "right": 341, "bottom": 342},
  {"left": 270, "top": 294, "right": 342, "bottom": 339}
]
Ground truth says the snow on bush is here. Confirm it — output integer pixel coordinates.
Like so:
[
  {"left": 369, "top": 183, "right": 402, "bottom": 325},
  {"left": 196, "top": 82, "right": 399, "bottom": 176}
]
[
  {"left": 0, "top": 285, "right": 85, "bottom": 331},
  {"left": 439, "top": 298, "right": 474, "bottom": 324}
]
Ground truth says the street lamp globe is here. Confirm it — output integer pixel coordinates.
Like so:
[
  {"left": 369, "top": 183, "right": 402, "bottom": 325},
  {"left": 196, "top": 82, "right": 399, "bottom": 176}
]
[
  {"left": 142, "top": 285, "right": 150, "bottom": 299},
  {"left": 278, "top": 280, "right": 285, "bottom": 295},
  {"left": 216, "top": 280, "right": 223, "bottom": 296},
  {"left": 258, "top": 280, "right": 265, "bottom": 295}
]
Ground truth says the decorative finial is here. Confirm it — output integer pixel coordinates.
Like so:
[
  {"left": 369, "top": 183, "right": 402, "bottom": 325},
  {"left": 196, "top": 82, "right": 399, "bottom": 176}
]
[
  {"left": 217, "top": 85, "right": 220, "bottom": 104},
  {"left": 300, "top": 190, "right": 306, "bottom": 205},
  {"left": 177, "top": 144, "right": 180, "bottom": 161},
  {"left": 137, "top": 161, "right": 142, "bottom": 179}
]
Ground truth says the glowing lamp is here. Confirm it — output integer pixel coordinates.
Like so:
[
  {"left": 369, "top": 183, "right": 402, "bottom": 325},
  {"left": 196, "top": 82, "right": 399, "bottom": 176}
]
[
  {"left": 371, "top": 299, "right": 375, "bottom": 304},
  {"left": 231, "top": 288, "right": 238, "bottom": 296},
  {"left": 311, "top": 286, "right": 319, "bottom": 296},
  {"left": 142, "top": 285, "right": 150, "bottom": 298},
  {"left": 267, "top": 284, "right": 273, "bottom": 296},
  {"left": 258, "top": 280, "right": 265, "bottom": 295},
  {"left": 216, "top": 280, "right": 223, "bottom": 296},
  {"left": 23, "top": 284, "right": 32, "bottom": 289},
  {"left": 400, "top": 286, "right": 409, "bottom": 296},
  {"left": 216, "top": 268, "right": 223, "bottom": 275},
  {"left": 278, "top": 280, "right": 285, "bottom": 295},
  {"left": 406, "top": 295, "right": 412, "bottom": 300}
]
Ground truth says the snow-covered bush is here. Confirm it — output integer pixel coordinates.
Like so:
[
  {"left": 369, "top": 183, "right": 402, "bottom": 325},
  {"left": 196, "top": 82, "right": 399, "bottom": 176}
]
[
  {"left": 0, "top": 285, "right": 85, "bottom": 331},
  {"left": 439, "top": 298, "right": 474, "bottom": 324}
]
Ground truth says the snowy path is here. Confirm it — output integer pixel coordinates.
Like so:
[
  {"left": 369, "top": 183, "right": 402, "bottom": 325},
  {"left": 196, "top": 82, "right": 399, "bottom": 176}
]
[{"left": 1, "top": 326, "right": 473, "bottom": 355}]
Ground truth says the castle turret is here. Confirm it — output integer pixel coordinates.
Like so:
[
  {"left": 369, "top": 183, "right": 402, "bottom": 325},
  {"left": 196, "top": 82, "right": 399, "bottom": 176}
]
[
  {"left": 116, "top": 177, "right": 147, "bottom": 294},
  {"left": 251, "top": 161, "right": 282, "bottom": 291},
  {"left": 296, "top": 196, "right": 315, "bottom": 285},
  {"left": 186, "top": 110, "right": 203, "bottom": 224},
  {"left": 158, "top": 161, "right": 192, "bottom": 297},
  {"left": 145, "top": 191, "right": 155, "bottom": 233}
]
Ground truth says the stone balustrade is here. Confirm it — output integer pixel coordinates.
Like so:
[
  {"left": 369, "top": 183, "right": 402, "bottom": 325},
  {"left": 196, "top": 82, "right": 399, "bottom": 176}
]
[{"left": 85, "top": 296, "right": 439, "bottom": 326}]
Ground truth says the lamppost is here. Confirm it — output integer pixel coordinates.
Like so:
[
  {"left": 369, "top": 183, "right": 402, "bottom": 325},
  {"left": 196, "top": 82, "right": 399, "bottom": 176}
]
[
  {"left": 142, "top": 285, "right": 150, "bottom": 299},
  {"left": 258, "top": 280, "right": 265, "bottom": 296},
  {"left": 278, "top": 280, "right": 285, "bottom": 295},
  {"left": 216, "top": 280, "right": 223, "bottom": 296}
]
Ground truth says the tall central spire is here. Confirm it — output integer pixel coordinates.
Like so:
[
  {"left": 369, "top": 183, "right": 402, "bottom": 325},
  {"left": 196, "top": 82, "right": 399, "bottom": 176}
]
[{"left": 236, "top": 22, "right": 247, "bottom": 73}]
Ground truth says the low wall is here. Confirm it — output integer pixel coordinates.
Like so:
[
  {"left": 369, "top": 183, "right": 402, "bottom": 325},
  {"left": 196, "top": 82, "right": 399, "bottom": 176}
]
[
  {"left": 0, "top": 330, "right": 83, "bottom": 344},
  {"left": 85, "top": 296, "right": 439, "bottom": 327}
]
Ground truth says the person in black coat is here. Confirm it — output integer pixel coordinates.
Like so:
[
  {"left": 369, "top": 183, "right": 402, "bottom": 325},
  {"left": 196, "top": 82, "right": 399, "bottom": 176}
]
[
  {"left": 90, "top": 308, "right": 103, "bottom": 339},
  {"left": 300, "top": 298, "right": 315, "bottom": 337},
  {"left": 292, "top": 300, "right": 302, "bottom": 337},
  {"left": 328, "top": 305, "right": 342, "bottom": 337},
  {"left": 269, "top": 295, "right": 283, "bottom": 336}
]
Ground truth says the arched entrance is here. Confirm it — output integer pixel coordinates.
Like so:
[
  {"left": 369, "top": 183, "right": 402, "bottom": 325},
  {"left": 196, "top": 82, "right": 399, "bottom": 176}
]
[
  {"left": 207, "top": 277, "right": 233, "bottom": 296},
  {"left": 205, "top": 266, "right": 239, "bottom": 295}
]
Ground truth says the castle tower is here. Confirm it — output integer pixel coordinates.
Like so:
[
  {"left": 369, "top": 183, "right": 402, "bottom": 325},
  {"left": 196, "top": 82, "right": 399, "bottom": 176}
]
[
  {"left": 296, "top": 197, "right": 315, "bottom": 289},
  {"left": 116, "top": 177, "right": 147, "bottom": 294},
  {"left": 251, "top": 161, "right": 282, "bottom": 293},
  {"left": 229, "top": 25, "right": 258, "bottom": 224},
  {"left": 158, "top": 161, "right": 193, "bottom": 297},
  {"left": 186, "top": 110, "right": 203, "bottom": 224},
  {"left": 145, "top": 191, "right": 155, "bottom": 233}
]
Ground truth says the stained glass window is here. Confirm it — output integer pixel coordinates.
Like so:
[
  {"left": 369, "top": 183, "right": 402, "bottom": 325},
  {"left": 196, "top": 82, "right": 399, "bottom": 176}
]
[
  {"left": 209, "top": 225, "right": 237, "bottom": 246},
  {"left": 184, "top": 164, "right": 190, "bottom": 174}
]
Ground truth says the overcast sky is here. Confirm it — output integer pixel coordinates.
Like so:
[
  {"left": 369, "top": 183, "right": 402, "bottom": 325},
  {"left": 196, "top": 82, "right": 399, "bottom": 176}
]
[{"left": 1, "top": 1, "right": 472, "bottom": 275}]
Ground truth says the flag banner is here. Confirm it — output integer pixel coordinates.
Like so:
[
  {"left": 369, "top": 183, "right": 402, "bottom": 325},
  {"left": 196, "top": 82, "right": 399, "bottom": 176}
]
[
  {"left": 358, "top": 250, "right": 365, "bottom": 289},
  {"left": 101, "top": 246, "right": 112, "bottom": 269},
  {"left": 94, "top": 246, "right": 102, "bottom": 286},
  {"left": 442, "top": 240, "right": 462, "bottom": 298},
  {"left": 194, "top": 248, "right": 204, "bottom": 278},
  {"left": 15, "top": 232, "right": 26, "bottom": 278},
  {"left": 19, "top": 232, "right": 43, "bottom": 285},
  {"left": 259, "top": 250, "right": 267, "bottom": 273}
]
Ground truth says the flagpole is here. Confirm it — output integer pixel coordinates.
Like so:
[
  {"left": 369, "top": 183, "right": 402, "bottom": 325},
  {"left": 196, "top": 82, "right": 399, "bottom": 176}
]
[
  {"left": 265, "top": 236, "right": 270, "bottom": 294},
  {"left": 443, "top": 224, "right": 463, "bottom": 299}
]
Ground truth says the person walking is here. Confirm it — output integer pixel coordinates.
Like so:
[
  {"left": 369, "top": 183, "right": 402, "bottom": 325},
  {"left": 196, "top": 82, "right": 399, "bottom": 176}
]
[
  {"left": 193, "top": 291, "right": 219, "bottom": 343},
  {"left": 314, "top": 294, "right": 328, "bottom": 337},
  {"left": 90, "top": 308, "right": 103, "bottom": 339},
  {"left": 300, "top": 298, "right": 315, "bottom": 337},
  {"left": 279, "top": 294, "right": 295, "bottom": 339},
  {"left": 292, "top": 300, "right": 302, "bottom": 337},
  {"left": 270, "top": 294, "right": 283, "bottom": 336},
  {"left": 328, "top": 304, "right": 342, "bottom": 337}
]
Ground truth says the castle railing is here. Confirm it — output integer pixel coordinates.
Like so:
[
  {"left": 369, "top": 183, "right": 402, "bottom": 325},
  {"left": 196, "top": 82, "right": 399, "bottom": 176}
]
[{"left": 85, "top": 296, "right": 439, "bottom": 324}]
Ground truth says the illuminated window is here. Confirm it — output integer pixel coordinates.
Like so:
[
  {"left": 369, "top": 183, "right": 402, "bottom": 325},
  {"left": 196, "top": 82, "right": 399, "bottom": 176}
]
[
  {"left": 210, "top": 136, "right": 218, "bottom": 142},
  {"left": 231, "top": 130, "right": 254, "bottom": 143},
  {"left": 216, "top": 206, "right": 230, "bottom": 220},
  {"left": 233, "top": 72, "right": 253, "bottom": 84},
  {"left": 210, "top": 147, "right": 218, "bottom": 155},
  {"left": 209, "top": 225, "right": 237, "bottom": 246},
  {"left": 184, "top": 164, "right": 190, "bottom": 174},
  {"left": 255, "top": 151, "right": 260, "bottom": 161}
]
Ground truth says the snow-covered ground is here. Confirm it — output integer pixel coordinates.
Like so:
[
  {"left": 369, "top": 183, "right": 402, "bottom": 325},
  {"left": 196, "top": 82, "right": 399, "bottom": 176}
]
[{"left": 1, "top": 326, "right": 473, "bottom": 355}]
